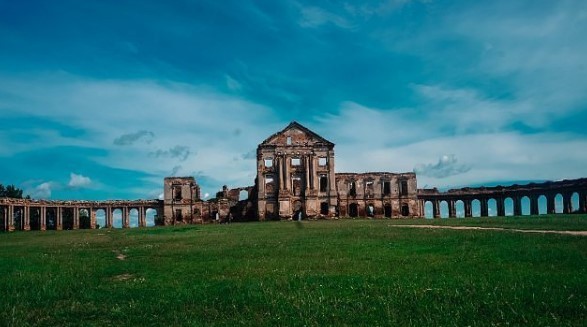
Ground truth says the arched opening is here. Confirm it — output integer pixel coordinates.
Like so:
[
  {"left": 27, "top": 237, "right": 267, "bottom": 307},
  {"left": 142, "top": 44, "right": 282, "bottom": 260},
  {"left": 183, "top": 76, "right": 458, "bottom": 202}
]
[
  {"left": 555, "top": 193, "right": 564, "bottom": 214},
  {"left": 472, "top": 199, "right": 481, "bottom": 217},
  {"left": 95, "top": 209, "right": 106, "bottom": 229},
  {"left": 0, "top": 207, "right": 6, "bottom": 231},
  {"left": 349, "top": 203, "right": 359, "bottom": 218},
  {"left": 30, "top": 207, "right": 41, "bottom": 230},
  {"left": 13, "top": 207, "right": 24, "bottom": 230},
  {"left": 401, "top": 203, "right": 410, "bottom": 217},
  {"left": 367, "top": 204, "right": 375, "bottom": 217},
  {"left": 80, "top": 209, "right": 91, "bottom": 229},
  {"left": 239, "top": 190, "right": 248, "bottom": 201},
  {"left": 46, "top": 208, "right": 57, "bottom": 230},
  {"left": 538, "top": 195, "right": 547, "bottom": 215},
  {"left": 504, "top": 198, "right": 514, "bottom": 216},
  {"left": 571, "top": 192, "right": 580, "bottom": 213},
  {"left": 62, "top": 208, "right": 74, "bottom": 230},
  {"left": 320, "top": 202, "right": 329, "bottom": 216},
  {"left": 129, "top": 208, "right": 139, "bottom": 228},
  {"left": 488, "top": 198, "right": 497, "bottom": 217},
  {"left": 440, "top": 201, "right": 449, "bottom": 218},
  {"left": 146, "top": 208, "right": 157, "bottom": 227},
  {"left": 521, "top": 196, "right": 530, "bottom": 215},
  {"left": 424, "top": 201, "right": 433, "bottom": 219},
  {"left": 293, "top": 200, "right": 303, "bottom": 221},
  {"left": 455, "top": 200, "right": 465, "bottom": 218},
  {"left": 384, "top": 204, "right": 392, "bottom": 218},
  {"left": 112, "top": 209, "right": 123, "bottom": 228}
]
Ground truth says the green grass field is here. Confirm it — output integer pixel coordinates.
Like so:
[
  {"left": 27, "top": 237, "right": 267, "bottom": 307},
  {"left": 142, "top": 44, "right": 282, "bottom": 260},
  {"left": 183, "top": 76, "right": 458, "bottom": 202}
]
[{"left": 1, "top": 216, "right": 586, "bottom": 326}]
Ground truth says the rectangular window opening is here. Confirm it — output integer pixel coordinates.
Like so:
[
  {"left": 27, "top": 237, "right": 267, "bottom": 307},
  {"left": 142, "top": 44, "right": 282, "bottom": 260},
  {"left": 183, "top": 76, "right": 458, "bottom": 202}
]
[
  {"left": 318, "top": 157, "right": 327, "bottom": 166},
  {"left": 400, "top": 180, "right": 408, "bottom": 196},
  {"left": 286, "top": 136, "right": 292, "bottom": 145},
  {"left": 383, "top": 181, "right": 391, "bottom": 195},
  {"left": 320, "top": 175, "right": 328, "bottom": 192},
  {"left": 264, "top": 158, "right": 273, "bottom": 168},
  {"left": 291, "top": 158, "right": 301, "bottom": 166}
]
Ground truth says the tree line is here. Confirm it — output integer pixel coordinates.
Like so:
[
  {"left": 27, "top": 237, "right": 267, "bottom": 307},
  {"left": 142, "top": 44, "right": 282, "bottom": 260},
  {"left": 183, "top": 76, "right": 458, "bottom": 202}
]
[{"left": 0, "top": 184, "right": 29, "bottom": 199}]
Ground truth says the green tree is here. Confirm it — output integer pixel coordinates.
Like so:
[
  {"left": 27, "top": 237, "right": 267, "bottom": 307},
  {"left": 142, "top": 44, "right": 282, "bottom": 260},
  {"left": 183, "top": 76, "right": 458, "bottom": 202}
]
[{"left": 0, "top": 184, "right": 29, "bottom": 199}]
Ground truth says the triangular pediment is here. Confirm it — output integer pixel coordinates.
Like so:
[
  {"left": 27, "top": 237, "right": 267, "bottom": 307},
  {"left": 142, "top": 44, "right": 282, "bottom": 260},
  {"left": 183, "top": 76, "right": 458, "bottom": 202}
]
[{"left": 260, "top": 121, "right": 334, "bottom": 147}]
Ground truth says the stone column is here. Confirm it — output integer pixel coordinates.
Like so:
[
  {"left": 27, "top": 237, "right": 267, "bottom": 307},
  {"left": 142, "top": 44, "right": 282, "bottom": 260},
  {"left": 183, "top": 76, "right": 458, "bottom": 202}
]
[
  {"left": 480, "top": 199, "right": 489, "bottom": 217},
  {"left": 40, "top": 206, "right": 47, "bottom": 231},
  {"left": 89, "top": 208, "right": 96, "bottom": 229},
  {"left": 106, "top": 207, "right": 113, "bottom": 228},
  {"left": 7, "top": 205, "right": 15, "bottom": 232},
  {"left": 23, "top": 206, "right": 31, "bottom": 231},
  {"left": 448, "top": 200, "right": 456, "bottom": 218},
  {"left": 432, "top": 200, "right": 440, "bottom": 218},
  {"left": 304, "top": 156, "right": 310, "bottom": 194},
  {"left": 278, "top": 156, "right": 284, "bottom": 190},
  {"left": 139, "top": 207, "right": 146, "bottom": 227},
  {"left": 580, "top": 191, "right": 586, "bottom": 213},
  {"left": 56, "top": 207, "right": 63, "bottom": 230},
  {"left": 312, "top": 156, "right": 319, "bottom": 190},
  {"left": 513, "top": 196, "right": 522, "bottom": 216},
  {"left": 464, "top": 199, "right": 472, "bottom": 217},
  {"left": 563, "top": 193, "right": 573, "bottom": 214},
  {"left": 546, "top": 194, "right": 555, "bottom": 214},
  {"left": 497, "top": 198, "right": 505, "bottom": 217},
  {"left": 73, "top": 208, "right": 79, "bottom": 230},
  {"left": 123, "top": 207, "right": 130, "bottom": 228},
  {"left": 284, "top": 156, "right": 290, "bottom": 191},
  {"left": 530, "top": 195, "right": 539, "bottom": 216}
]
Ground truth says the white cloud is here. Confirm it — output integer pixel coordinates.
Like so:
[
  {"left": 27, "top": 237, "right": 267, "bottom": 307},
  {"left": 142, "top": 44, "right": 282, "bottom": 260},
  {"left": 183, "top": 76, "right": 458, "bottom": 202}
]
[
  {"left": 30, "top": 182, "right": 53, "bottom": 199},
  {"left": 414, "top": 155, "right": 471, "bottom": 178},
  {"left": 298, "top": 6, "right": 352, "bottom": 29},
  {"left": 68, "top": 173, "right": 92, "bottom": 188}
]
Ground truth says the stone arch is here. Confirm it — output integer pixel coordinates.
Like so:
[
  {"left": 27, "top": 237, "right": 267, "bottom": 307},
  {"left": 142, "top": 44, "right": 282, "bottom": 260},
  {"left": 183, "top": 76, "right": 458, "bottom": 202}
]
[
  {"left": 424, "top": 201, "right": 433, "bottom": 219},
  {"left": 538, "top": 195, "right": 547, "bottom": 215},
  {"left": 112, "top": 208, "right": 123, "bottom": 228},
  {"left": 349, "top": 203, "right": 359, "bottom": 218},
  {"left": 79, "top": 208, "right": 91, "bottom": 229},
  {"left": 487, "top": 198, "right": 497, "bottom": 217},
  {"left": 521, "top": 196, "right": 531, "bottom": 215},
  {"left": 440, "top": 201, "right": 449, "bottom": 218},
  {"left": 455, "top": 200, "right": 465, "bottom": 218},
  {"left": 146, "top": 208, "right": 157, "bottom": 227},
  {"left": 129, "top": 208, "right": 139, "bottom": 228},
  {"left": 384, "top": 203, "right": 392, "bottom": 218},
  {"left": 95, "top": 209, "right": 106, "bottom": 229},
  {"left": 471, "top": 199, "right": 481, "bottom": 217},
  {"left": 401, "top": 203, "right": 410, "bottom": 217},
  {"left": 320, "top": 202, "right": 329, "bottom": 216},
  {"left": 555, "top": 193, "right": 564, "bottom": 214},
  {"left": 367, "top": 203, "right": 375, "bottom": 217},
  {"left": 504, "top": 197, "right": 514, "bottom": 216},
  {"left": 571, "top": 192, "right": 580, "bottom": 213}
]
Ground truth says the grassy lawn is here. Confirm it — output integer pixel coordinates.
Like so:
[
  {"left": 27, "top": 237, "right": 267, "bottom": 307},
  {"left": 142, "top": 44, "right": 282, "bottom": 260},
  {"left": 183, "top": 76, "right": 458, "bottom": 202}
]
[{"left": 1, "top": 216, "right": 586, "bottom": 326}]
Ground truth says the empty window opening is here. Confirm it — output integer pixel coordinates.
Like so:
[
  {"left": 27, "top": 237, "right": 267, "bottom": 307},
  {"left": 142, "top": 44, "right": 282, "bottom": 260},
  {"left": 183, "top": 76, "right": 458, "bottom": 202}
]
[
  {"left": 349, "top": 181, "right": 357, "bottom": 197},
  {"left": 384, "top": 204, "right": 392, "bottom": 218},
  {"left": 320, "top": 202, "right": 329, "bottom": 215},
  {"left": 265, "top": 175, "right": 275, "bottom": 196},
  {"left": 401, "top": 204, "right": 410, "bottom": 216},
  {"left": 383, "top": 181, "right": 391, "bottom": 195},
  {"left": 319, "top": 157, "right": 327, "bottom": 166},
  {"left": 291, "top": 158, "right": 301, "bottom": 166},
  {"left": 367, "top": 204, "right": 375, "bottom": 217},
  {"left": 292, "top": 175, "right": 303, "bottom": 196},
  {"left": 286, "top": 136, "right": 292, "bottom": 145},
  {"left": 349, "top": 203, "right": 359, "bottom": 218},
  {"left": 264, "top": 158, "right": 273, "bottom": 168},
  {"left": 174, "top": 186, "right": 182, "bottom": 200},
  {"left": 365, "top": 181, "right": 374, "bottom": 197},
  {"left": 175, "top": 209, "right": 183, "bottom": 221},
  {"left": 239, "top": 190, "right": 248, "bottom": 201},
  {"left": 319, "top": 175, "right": 328, "bottom": 192},
  {"left": 400, "top": 180, "right": 408, "bottom": 196}
]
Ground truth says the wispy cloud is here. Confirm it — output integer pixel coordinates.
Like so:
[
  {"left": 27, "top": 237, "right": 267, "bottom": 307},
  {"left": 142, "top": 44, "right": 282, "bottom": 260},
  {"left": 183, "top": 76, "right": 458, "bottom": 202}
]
[
  {"left": 113, "top": 130, "right": 155, "bottom": 146},
  {"left": 150, "top": 145, "right": 192, "bottom": 161},
  {"left": 68, "top": 173, "right": 92, "bottom": 188},
  {"left": 414, "top": 155, "right": 471, "bottom": 178}
]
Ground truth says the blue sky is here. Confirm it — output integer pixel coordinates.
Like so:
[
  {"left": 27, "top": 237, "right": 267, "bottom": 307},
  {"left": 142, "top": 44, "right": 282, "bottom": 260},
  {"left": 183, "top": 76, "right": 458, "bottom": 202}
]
[{"left": 1, "top": 0, "right": 586, "bottom": 200}]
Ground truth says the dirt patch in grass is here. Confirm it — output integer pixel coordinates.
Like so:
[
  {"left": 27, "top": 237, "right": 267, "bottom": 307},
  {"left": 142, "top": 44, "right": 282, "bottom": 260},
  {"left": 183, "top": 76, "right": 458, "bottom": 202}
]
[{"left": 390, "top": 224, "right": 587, "bottom": 236}]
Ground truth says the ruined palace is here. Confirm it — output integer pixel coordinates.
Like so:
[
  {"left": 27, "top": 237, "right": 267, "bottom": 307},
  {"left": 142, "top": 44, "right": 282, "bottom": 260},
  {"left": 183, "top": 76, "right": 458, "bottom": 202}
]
[{"left": 1, "top": 121, "right": 587, "bottom": 231}]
